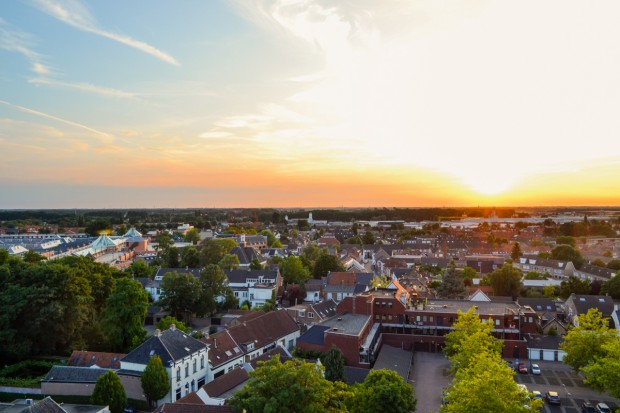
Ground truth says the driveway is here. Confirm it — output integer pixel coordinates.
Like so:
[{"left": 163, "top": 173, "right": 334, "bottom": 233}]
[{"left": 410, "top": 352, "right": 451, "bottom": 413}]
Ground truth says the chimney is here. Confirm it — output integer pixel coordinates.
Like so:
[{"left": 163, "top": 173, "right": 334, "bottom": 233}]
[
  {"left": 214, "top": 339, "right": 217, "bottom": 349},
  {"left": 155, "top": 329, "right": 161, "bottom": 337},
  {"left": 170, "top": 324, "right": 176, "bottom": 331}
]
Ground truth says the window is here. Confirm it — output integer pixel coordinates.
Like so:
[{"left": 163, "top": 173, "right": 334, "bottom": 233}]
[
  {"left": 298, "top": 310, "right": 305, "bottom": 317},
  {"left": 176, "top": 367, "right": 181, "bottom": 381},
  {"left": 193, "top": 359, "right": 197, "bottom": 373},
  {"left": 175, "top": 388, "right": 181, "bottom": 401},
  {"left": 201, "top": 355, "right": 205, "bottom": 369},
  {"left": 495, "top": 319, "right": 500, "bottom": 326},
  {"left": 185, "top": 363, "right": 189, "bottom": 378},
  {"left": 307, "top": 312, "right": 314, "bottom": 319}
]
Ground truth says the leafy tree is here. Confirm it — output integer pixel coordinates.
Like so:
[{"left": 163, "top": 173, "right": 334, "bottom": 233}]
[
  {"left": 437, "top": 260, "right": 466, "bottom": 299},
  {"left": 85, "top": 218, "right": 112, "bottom": 236},
  {"left": 561, "top": 308, "right": 617, "bottom": 372},
  {"left": 165, "top": 246, "right": 180, "bottom": 268},
  {"left": 591, "top": 258, "right": 606, "bottom": 268},
  {"left": 180, "top": 246, "right": 200, "bottom": 268},
  {"left": 159, "top": 272, "right": 201, "bottom": 323},
  {"left": 370, "top": 274, "right": 390, "bottom": 289},
  {"left": 600, "top": 273, "right": 620, "bottom": 299},
  {"left": 280, "top": 256, "right": 310, "bottom": 285},
  {"left": 218, "top": 253, "right": 240, "bottom": 270},
  {"left": 101, "top": 277, "right": 149, "bottom": 352},
  {"left": 260, "top": 230, "right": 277, "bottom": 247},
  {"left": 362, "top": 231, "right": 376, "bottom": 245},
  {"left": 607, "top": 259, "right": 620, "bottom": 271},
  {"left": 222, "top": 289, "right": 239, "bottom": 310},
  {"left": 249, "top": 258, "right": 263, "bottom": 270},
  {"left": 348, "top": 369, "right": 416, "bottom": 413},
  {"left": 184, "top": 228, "right": 201, "bottom": 244},
  {"left": 510, "top": 242, "right": 523, "bottom": 261},
  {"left": 198, "top": 264, "right": 231, "bottom": 316},
  {"left": 461, "top": 266, "right": 477, "bottom": 286},
  {"left": 125, "top": 260, "right": 153, "bottom": 279},
  {"left": 441, "top": 353, "right": 542, "bottom": 413},
  {"left": 155, "top": 233, "right": 173, "bottom": 255},
  {"left": 141, "top": 355, "right": 170, "bottom": 409},
  {"left": 582, "top": 337, "right": 620, "bottom": 398},
  {"left": 488, "top": 262, "right": 522, "bottom": 298},
  {"left": 551, "top": 244, "right": 584, "bottom": 269},
  {"left": 559, "top": 275, "right": 591, "bottom": 299},
  {"left": 321, "top": 346, "right": 345, "bottom": 382},
  {"left": 156, "top": 315, "right": 191, "bottom": 333},
  {"left": 556, "top": 236, "right": 576, "bottom": 247},
  {"left": 199, "top": 238, "right": 238, "bottom": 266},
  {"left": 271, "top": 239, "right": 283, "bottom": 248},
  {"left": 22, "top": 251, "right": 44, "bottom": 263},
  {"left": 542, "top": 285, "right": 556, "bottom": 298},
  {"left": 313, "top": 252, "right": 345, "bottom": 279},
  {"left": 92, "top": 370, "right": 127, "bottom": 413},
  {"left": 230, "top": 355, "right": 351, "bottom": 413},
  {"left": 283, "top": 284, "right": 306, "bottom": 306},
  {"left": 444, "top": 307, "right": 492, "bottom": 358},
  {"left": 448, "top": 329, "right": 502, "bottom": 374},
  {"left": 524, "top": 271, "right": 545, "bottom": 280}
]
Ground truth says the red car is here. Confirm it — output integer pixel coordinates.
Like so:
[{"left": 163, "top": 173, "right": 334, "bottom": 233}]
[{"left": 518, "top": 362, "right": 528, "bottom": 374}]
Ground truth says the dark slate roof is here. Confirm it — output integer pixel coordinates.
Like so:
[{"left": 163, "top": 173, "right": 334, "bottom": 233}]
[
  {"left": 517, "top": 298, "right": 556, "bottom": 313},
  {"left": 41, "top": 366, "right": 108, "bottom": 383},
  {"left": 578, "top": 264, "right": 617, "bottom": 280},
  {"left": 19, "top": 398, "right": 66, "bottom": 413},
  {"left": 297, "top": 325, "right": 328, "bottom": 345},
  {"left": 519, "top": 256, "right": 571, "bottom": 269},
  {"left": 202, "top": 367, "right": 248, "bottom": 397},
  {"left": 229, "top": 246, "right": 260, "bottom": 265},
  {"left": 310, "top": 300, "right": 337, "bottom": 320},
  {"left": 354, "top": 273, "right": 374, "bottom": 286},
  {"left": 122, "top": 326, "right": 206, "bottom": 366},
  {"left": 225, "top": 269, "right": 279, "bottom": 284},
  {"left": 568, "top": 294, "right": 614, "bottom": 316},
  {"left": 526, "top": 335, "right": 563, "bottom": 350},
  {"left": 343, "top": 366, "right": 370, "bottom": 386},
  {"left": 249, "top": 347, "right": 291, "bottom": 369}
]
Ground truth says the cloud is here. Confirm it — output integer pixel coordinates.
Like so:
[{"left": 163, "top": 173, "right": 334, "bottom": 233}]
[
  {"left": 0, "top": 19, "right": 53, "bottom": 75},
  {"left": 28, "top": 77, "right": 136, "bottom": 98},
  {"left": 0, "top": 99, "right": 113, "bottom": 142},
  {"left": 31, "top": 0, "right": 180, "bottom": 66}
]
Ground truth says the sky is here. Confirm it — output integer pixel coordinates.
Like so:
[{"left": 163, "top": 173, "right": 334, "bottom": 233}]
[{"left": 1, "top": 0, "right": 620, "bottom": 209}]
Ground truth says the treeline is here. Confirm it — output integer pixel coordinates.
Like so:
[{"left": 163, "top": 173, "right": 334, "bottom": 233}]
[{"left": 0, "top": 251, "right": 148, "bottom": 364}]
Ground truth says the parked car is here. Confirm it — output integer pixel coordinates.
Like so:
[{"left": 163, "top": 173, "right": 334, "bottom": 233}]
[
  {"left": 518, "top": 362, "right": 528, "bottom": 374},
  {"left": 531, "top": 390, "right": 542, "bottom": 401},
  {"left": 595, "top": 403, "right": 611, "bottom": 413},
  {"left": 123, "top": 407, "right": 135, "bottom": 413},
  {"left": 546, "top": 391, "right": 561, "bottom": 405},
  {"left": 530, "top": 364, "right": 541, "bottom": 375},
  {"left": 582, "top": 402, "right": 596, "bottom": 412}
]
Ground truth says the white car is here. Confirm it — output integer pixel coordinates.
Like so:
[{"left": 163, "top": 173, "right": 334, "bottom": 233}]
[
  {"left": 596, "top": 403, "right": 611, "bottom": 413},
  {"left": 530, "top": 364, "right": 541, "bottom": 375}
]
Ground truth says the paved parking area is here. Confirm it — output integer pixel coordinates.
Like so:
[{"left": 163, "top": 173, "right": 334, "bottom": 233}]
[{"left": 513, "top": 361, "right": 618, "bottom": 413}]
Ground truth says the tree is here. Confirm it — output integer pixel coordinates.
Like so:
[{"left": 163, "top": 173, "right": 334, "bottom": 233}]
[
  {"left": 607, "top": 259, "right": 620, "bottom": 271},
  {"left": 165, "top": 246, "right": 180, "bottom": 268},
  {"left": 444, "top": 307, "right": 493, "bottom": 358},
  {"left": 591, "top": 258, "right": 607, "bottom": 268},
  {"left": 141, "top": 355, "right": 170, "bottom": 409},
  {"left": 249, "top": 258, "right": 263, "bottom": 270},
  {"left": 159, "top": 272, "right": 201, "bottom": 323},
  {"left": 280, "top": 256, "right": 310, "bottom": 285},
  {"left": 362, "top": 231, "right": 376, "bottom": 245},
  {"left": 437, "top": 260, "right": 466, "bottom": 299},
  {"left": 180, "top": 246, "right": 200, "bottom": 268},
  {"left": 92, "top": 371, "right": 127, "bottom": 413},
  {"left": 441, "top": 353, "right": 542, "bottom": 413},
  {"left": 561, "top": 308, "right": 618, "bottom": 372},
  {"left": 125, "top": 260, "right": 153, "bottom": 279},
  {"left": 551, "top": 244, "right": 584, "bottom": 269},
  {"left": 313, "top": 252, "right": 345, "bottom": 279},
  {"left": 218, "top": 254, "right": 240, "bottom": 271},
  {"left": 85, "top": 218, "right": 112, "bottom": 236},
  {"left": 22, "top": 250, "right": 44, "bottom": 263},
  {"left": 260, "top": 230, "right": 277, "bottom": 247},
  {"left": 582, "top": 337, "right": 620, "bottom": 398},
  {"left": 556, "top": 236, "right": 576, "bottom": 247},
  {"left": 488, "top": 262, "right": 522, "bottom": 298},
  {"left": 230, "top": 355, "right": 350, "bottom": 413},
  {"left": 198, "top": 264, "right": 231, "bottom": 316},
  {"left": 524, "top": 271, "right": 545, "bottom": 280},
  {"left": 448, "top": 329, "right": 502, "bottom": 374},
  {"left": 199, "top": 238, "right": 237, "bottom": 266},
  {"left": 349, "top": 369, "right": 416, "bottom": 413},
  {"left": 559, "top": 275, "right": 591, "bottom": 299},
  {"left": 101, "top": 277, "right": 149, "bottom": 352},
  {"left": 184, "top": 228, "right": 200, "bottom": 244},
  {"left": 156, "top": 315, "right": 191, "bottom": 333},
  {"left": 321, "top": 346, "right": 345, "bottom": 382},
  {"left": 542, "top": 285, "right": 556, "bottom": 298},
  {"left": 600, "top": 273, "right": 620, "bottom": 299},
  {"left": 461, "top": 266, "right": 477, "bottom": 287},
  {"left": 510, "top": 242, "right": 523, "bottom": 261}
]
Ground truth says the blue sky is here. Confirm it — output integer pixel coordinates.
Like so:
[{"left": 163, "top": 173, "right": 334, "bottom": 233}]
[{"left": 2, "top": 1, "right": 620, "bottom": 208}]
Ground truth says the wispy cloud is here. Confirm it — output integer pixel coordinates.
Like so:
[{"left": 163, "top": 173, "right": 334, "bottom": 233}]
[
  {"left": 28, "top": 77, "right": 136, "bottom": 98},
  {"left": 0, "top": 18, "right": 53, "bottom": 75},
  {"left": 0, "top": 99, "right": 113, "bottom": 142},
  {"left": 31, "top": 0, "right": 180, "bottom": 66}
]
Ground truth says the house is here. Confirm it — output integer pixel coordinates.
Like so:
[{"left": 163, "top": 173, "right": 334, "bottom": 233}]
[
  {"left": 465, "top": 256, "right": 504, "bottom": 275},
  {"left": 67, "top": 351, "right": 125, "bottom": 369},
  {"left": 525, "top": 335, "right": 566, "bottom": 362},
  {"left": 120, "top": 324, "right": 209, "bottom": 403},
  {"left": 203, "top": 310, "right": 299, "bottom": 379},
  {"left": 228, "top": 246, "right": 264, "bottom": 269},
  {"left": 225, "top": 269, "right": 281, "bottom": 308},
  {"left": 143, "top": 268, "right": 203, "bottom": 301},
  {"left": 564, "top": 294, "right": 615, "bottom": 327},
  {"left": 284, "top": 299, "right": 337, "bottom": 329},
  {"left": 573, "top": 264, "right": 617, "bottom": 282},
  {"left": 514, "top": 256, "right": 576, "bottom": 279},
  {"left": 176, "top": 367, "right": 249, "bottom": 406},
  {"left": 323, "top": 272, "right": 372, "bottom": 303},
  {"left": 0, "top": 397, "right": 109, "bottom": 413}
]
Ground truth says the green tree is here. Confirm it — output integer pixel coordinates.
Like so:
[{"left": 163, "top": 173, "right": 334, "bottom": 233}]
[
  {"left": 461, "top": 266, "right": 478, "bottom": 287},
  {"left": 607, "top": 259, "right": 620, "bottom": 271},
  {"left": 230, "top": 355, "right": 351, "bottom": 413},
  {"left": 561, "top": 308, "right": 617, "bottom": 372},
  {"left": 184, "top": 228, "right": 201, "bottom": 244},
  {"left": 159, "top": 272, "right": 201, "bottom": 323},
  {"left": 488, "top": 262, "right": 522, "bottom": 298},
  {"left": 156, "top": 315, "right": 191, "bottom": 333},
  {"left": 591, "top": 258, "right": 607, "bottom": 268},
  {"left": 524, "top": 271, "right": 545, "bottom": 280},
  {"left": 141, "top": 355, "right": 170, "bottom": 409},
  {"left": 199, "top": 238, "right": 238, "bottom": 266},
  {"left": 198, "top": 264, "right": 230, "bottom": 316},
  {"left": 22, "top": 250, "right": 44, "bottom": 263},
  {"left": 542, "top": 285, "right": 556, "bottom": 298},
  {"left": 165, "top": 246, "right": 180, "bottom": 268},
  {"left": 321, "top": 346, "right": 345, "bottom": 382},
  {"left": 101, "top": 277, "right": 149, "bottom": 352},
  {"left": 280, "top": 256, "right": 310, "bottom": 285},
  {"left": 600, "top": 273, "right": 620, "bottom": 299},
  {"left": 218, "top": 253, "right": 240, "bottom": 270},
  {"left": 349, "top": 369, "right": 416, "bottom": 413},
  {"left": 559, "top": 275, "right": 591, "bottom": 299},
  {"left": 91, "top": 371, "right": 127, "bottom": 413},
  {"left": 510, "top": 242, "right": 523, "bottom": 261},
  {"left": 313, "top": 252, "right": 345, "bottom": 279},
  {"left": 441, "top": 353, "right": 542, "bottom": 413},
  {"left": 180, "top": 246, "right": 200, "bottom": 268},
  {"left": 249, "top": 258, "right": 263, "bottom": 270},
  {"left": 444, "top": 307, "right": 492, "bottom": 358},
  {"left": 448, "top": 329, "right": 503, "bottom": 374},
  {"left": 362, "top": 231, "right": 376, "bottom": 245},
  {"left": 582, "top": 337, "right": 620, "bottom": 398},
  {"left": 556, "top": 236, "right": 576, "bottom": 247},
  {"left": 551, "top": 244, "right": 584, "bottom": 269},
  {"left": 260, "top": 230, "right": 277, "bottom": 247},
  {"left": 125, "top": 260, "right": 153, "bottom": 279},
  {"left": 438, "top": 260, "right": 466, "bottom": 299}
]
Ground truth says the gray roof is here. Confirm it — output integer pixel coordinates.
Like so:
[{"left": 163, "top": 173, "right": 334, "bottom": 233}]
[
  {"left": 567, "top": 294, "right": 614, "bottom": 317},
  {"left": 372, "top": 345, "right": 413, "bottom": 381},
  {"left": 310, "top": 300, "right": 337, "bottom": 320},
  {"left": 297, "top": 326, "right": 329, "bottom": 345},
  {"left": 16, "top": 398, "right": 66, "bottom": 413},
  {"left": 155, "top": 268, "right": 202, "bottom": 279},
  {"left": 41, "top": 366, "right": 108, "bottom": 383},
  {"left": 343, "top": 366, "right": 370, "bottom": 386},
  {"left": 517, "top": 297, "right": 556, "bottom": 312},
  {"left": 577, "top": 264, "right": 617, "bottom": 280},
  {"left": 318, "top": 313, "right": 370, "bottom": 336},
  {"left": 526, "top": 335, "right": 563, "bottom": 350},
  {"left": 225, "top": 269, "right": 278, "bottom": 284},
  {"left": 122, "top": 326, "right": 206, "bottom": 366}
]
